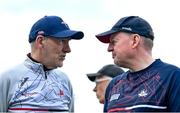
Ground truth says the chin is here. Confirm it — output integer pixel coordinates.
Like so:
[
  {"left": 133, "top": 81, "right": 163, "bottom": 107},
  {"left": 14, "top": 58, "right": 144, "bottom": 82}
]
[
  {"left": 56, "top": 63, "right": 63, "bottom": 68},
  {"left": 58, "top": 64, "right": 63, "bottom": 67},
  {"left": 100, "top": 100, "right": 104, "bottom": 104},
  {"left": 114, "top": 59, "right": 122, "bottom": 66},
  {"left": 57, "top": 61, "right": 64, "bottom": 67},
  {"left": 114, "top": 60, "right": 119, "bottom": 65}
]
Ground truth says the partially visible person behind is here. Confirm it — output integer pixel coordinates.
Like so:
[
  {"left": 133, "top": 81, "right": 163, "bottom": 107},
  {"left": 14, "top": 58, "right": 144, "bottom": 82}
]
[
  {"left": 87, "top": 64, "right": 124, "bottom": 104},
  {"left": 0, "top": 15, "right": 84, "bottom": 112},
  {"left": 96, "top": 16, "right": 180, "bottom": 112}
]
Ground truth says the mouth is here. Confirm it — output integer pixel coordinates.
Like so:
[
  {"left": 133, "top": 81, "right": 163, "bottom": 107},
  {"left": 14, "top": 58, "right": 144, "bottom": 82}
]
[
  {"left": 59, "top": 55, "right": 66, "bottom": 60},
  {"left": 112, "top": 53, "right": 115, "bottom": 59}
]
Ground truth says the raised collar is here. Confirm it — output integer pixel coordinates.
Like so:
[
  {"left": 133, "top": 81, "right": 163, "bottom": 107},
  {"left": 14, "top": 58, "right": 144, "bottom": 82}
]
[{"left": 24, "top": 55, "right": 45, "bottom": 74}]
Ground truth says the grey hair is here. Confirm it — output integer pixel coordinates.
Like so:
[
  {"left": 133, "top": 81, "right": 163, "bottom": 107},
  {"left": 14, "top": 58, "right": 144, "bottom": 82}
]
[
  {"left": 30, "top": 42, "right": 35, "bottom": 49},
  {"left": 141, "top": 36, "right": 154, "bottom": 50}
]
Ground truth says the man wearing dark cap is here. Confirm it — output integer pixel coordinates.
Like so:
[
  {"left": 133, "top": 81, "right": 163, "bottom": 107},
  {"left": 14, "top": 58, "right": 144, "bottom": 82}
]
[
  {"left": 96, "top": 16, "right": 180, "bottom": 112},
  {"left": 87, "top": 64, "right": 124, "bottom": 104},
  {"left": 0, "top": 16, "right": 84, "bottom": 112}
]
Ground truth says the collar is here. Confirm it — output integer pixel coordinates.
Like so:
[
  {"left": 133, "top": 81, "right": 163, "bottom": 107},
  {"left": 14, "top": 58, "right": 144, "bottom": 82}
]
[
  {"left": 127, "top": 59, "right": 161, "bottom": 81},
  {"left": 27, "top": 53, "right": 52, "bottom": 71},
  {"left": 24, "top": 54, "right": 51, "bottom": 79}
]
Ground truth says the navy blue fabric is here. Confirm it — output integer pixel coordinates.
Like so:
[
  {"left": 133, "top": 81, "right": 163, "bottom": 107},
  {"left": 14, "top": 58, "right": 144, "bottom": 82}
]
[
  {"left": 29, "top": 16, "right": 84, "bottom": 43},
  {"left": 104, "top": 59, "right": 180, "bottom": 112},
  {"left": 96, "top": 16, "right": 154, "bottom": 43}
]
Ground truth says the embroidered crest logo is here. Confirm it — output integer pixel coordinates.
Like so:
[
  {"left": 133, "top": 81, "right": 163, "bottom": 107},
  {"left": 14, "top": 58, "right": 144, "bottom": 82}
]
[
  {"left": 138, "top": 89, "right": 148, "bottom": 97},
  {"left": 110, "top": 93, "right": 120, "bottom": 101}
]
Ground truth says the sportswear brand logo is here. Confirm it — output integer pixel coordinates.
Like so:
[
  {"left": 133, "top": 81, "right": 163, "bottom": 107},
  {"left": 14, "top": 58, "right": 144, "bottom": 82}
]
[
  {"left": 138, "top": 89, "right": 148, "bottom": 97},
  {"left": 61, "top": 21, "right": 69, "bottom": 28},
  {"left": 37, "top": 31, "right": 45, "bottom": 35},
  {"left": 58, "top": 90, "right": 64, "bottom": 96},
  {"left": 110, "top": 93, "right": 120, "bottom": 101},
  {"left": 121, "top": 27, "right": 132, "bottom": 31}
]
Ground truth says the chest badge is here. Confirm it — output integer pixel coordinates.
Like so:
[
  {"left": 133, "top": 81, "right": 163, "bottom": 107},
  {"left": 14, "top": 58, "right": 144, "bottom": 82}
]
[
  {"left": 138, "top": 89, "right": 148, "bottom": 97},
  {"left": 110, "top": 93, "right": 120, "bottom": 101}
]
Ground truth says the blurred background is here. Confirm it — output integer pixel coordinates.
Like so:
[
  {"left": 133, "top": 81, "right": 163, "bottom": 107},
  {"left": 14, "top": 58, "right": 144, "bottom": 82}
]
[{"left": 0, "top": 0, "right": 180, "bottom": 112}]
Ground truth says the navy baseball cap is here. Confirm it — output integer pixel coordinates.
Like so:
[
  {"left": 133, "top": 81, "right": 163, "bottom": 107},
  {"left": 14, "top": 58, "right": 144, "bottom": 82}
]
[
  {"left": 87, "top": 64, "right": 124, "bottom": 82},
  {"left": 29, "top": 16, "right": 84, "bottom": 43},
  {"left": 96, "top": 16, "right": 154, "bottom": 43}
]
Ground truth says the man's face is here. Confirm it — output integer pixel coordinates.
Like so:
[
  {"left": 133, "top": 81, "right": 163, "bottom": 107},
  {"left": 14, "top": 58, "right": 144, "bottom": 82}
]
[
  {"left": 41, "top": 37, "right": 71, "bottom": 69},
  {"left": 93, "top": 76, "right": 111, "bottom": 104},
  {"left": 107, "top": 32, "right": 133, "bottom": 67}
]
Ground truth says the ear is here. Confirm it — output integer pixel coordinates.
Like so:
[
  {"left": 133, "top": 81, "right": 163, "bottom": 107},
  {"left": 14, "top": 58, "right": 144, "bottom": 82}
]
[
  {"left": 34, "top": 35, "right": 45, "bottom": 48},
  {"left": 131, "top": 34, "right": 141, "bottom": 49}
]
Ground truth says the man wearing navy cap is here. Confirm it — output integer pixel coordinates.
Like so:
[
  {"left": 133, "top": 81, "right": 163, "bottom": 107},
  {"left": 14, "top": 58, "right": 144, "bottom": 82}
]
[
  {"left": 0, "top": 16, "right": 84, "bottom": 112},
  {"left": 96, "top": 16, "right": 180, "bottom": 112},
  {"left": 87, "top": 64, "right": 124, "bottom": 104}
]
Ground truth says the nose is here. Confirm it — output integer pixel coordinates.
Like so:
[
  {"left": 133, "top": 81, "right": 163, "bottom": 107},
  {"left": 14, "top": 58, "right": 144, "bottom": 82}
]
[
  {"left": 63, "top": 41, "right": 71, "bottom": 53},
  {"left": 107, "top": 43, "right": 113, "bottom": 52},
  {"left": 93, "top": 86, "right": 97, "bottom": 92},
  {"left": 65, "top": 44, "right": 71, "bottom": 53}
]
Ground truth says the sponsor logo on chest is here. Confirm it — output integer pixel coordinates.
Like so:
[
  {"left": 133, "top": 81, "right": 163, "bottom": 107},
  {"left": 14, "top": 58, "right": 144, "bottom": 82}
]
[{"left": 109, "top": 93, "right": 121, "bottom": 101}]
